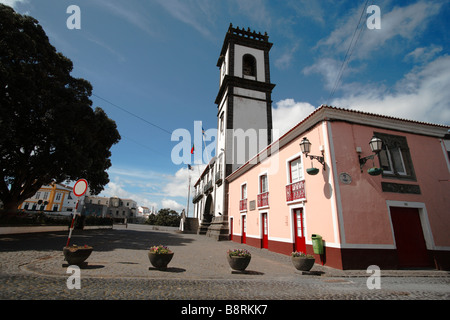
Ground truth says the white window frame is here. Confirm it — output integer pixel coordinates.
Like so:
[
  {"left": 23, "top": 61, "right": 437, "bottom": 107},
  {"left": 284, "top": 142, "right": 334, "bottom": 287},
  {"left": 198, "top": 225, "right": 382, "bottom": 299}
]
[
  {"left": 240, "top": 182, "right": 247, "bottom": 200},
  {"left": 381, "top": 146, "right": 407, "bottom": 176},
  {"left": 286, "top": 152, "right": 304, "bottom": 184},
  {"left": 259, "top": 172, "right": 268, "bottom": 194}
]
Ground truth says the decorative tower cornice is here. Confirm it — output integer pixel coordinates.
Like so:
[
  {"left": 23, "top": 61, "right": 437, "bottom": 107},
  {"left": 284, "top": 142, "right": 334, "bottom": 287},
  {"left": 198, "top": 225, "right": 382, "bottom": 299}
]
[{"left": 217, "top": 23, "right": 273, "bottom": 67}]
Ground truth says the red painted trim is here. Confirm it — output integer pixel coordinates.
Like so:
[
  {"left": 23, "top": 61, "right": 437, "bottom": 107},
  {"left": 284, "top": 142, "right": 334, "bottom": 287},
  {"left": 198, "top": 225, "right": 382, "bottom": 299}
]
[{"left": 230, "top": 235, "right": 450, "bottom": 270}]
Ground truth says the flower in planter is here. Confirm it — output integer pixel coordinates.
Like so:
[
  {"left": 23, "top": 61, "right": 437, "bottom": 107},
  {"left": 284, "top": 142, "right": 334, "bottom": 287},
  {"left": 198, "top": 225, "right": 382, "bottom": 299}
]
[
  {"left": 227, "top": 249, "right": 251, "bottom": 258},
  {"left": 149, "top": 245, "right": 172, "bottom": 254},
  {"left": 63, "top": 244, "right": 93, "bottom": 266},
  {"left": 66, "top": 244, "right": 92, "bottom": 252},
  {"left": 227, "top": 249, "right": 251, "bottom": 271},
  {"left": 291, "top": 251, "right": 315, "bottom": 271},
  {"left": 148, "top": 245, "right": 173, "bottom": 270},
  {"left": 291, "top": 251, "right": 314, "bottom": 258}
]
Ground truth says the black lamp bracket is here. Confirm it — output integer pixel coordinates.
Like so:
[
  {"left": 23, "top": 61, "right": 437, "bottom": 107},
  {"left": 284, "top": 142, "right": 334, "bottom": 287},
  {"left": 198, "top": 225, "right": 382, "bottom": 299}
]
[
  {"left": 306, "top": 152, "right": 326, "bottom": 170},
  {"left": 358, "top": 153, "right": 379, "bottom": 172}
]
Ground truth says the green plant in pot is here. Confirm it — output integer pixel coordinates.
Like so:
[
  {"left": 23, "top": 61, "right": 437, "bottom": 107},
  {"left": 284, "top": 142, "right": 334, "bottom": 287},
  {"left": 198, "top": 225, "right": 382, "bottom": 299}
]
[
  {"left": 227, "top": 249, "right": 251, "bottom": 271},
  {"left": 368, "top": 167, "right": 383, "bottom": 176},
  {"left": 291, "top": 251, "right": 315, "bottom": 271},
  {"left": 148, "top": 245, "right": 174, "bottom": 270},
  {"left": 306, "top": 167, "right": 319, "bottom": 175}
]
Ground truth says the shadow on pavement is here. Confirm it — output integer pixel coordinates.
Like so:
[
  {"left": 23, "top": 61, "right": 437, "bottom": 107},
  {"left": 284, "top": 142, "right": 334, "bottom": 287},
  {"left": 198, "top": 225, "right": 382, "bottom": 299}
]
[{"left": 0, "top": 226, "right": 194, "bottom": 253}]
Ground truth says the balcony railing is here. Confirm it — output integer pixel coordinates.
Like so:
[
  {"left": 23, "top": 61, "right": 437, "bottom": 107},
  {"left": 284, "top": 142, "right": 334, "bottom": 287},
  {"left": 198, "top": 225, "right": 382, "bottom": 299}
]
[
  {"left": 286, "top": 180, "right": 306, "bottom": 202},
  {"left": 192, "top": 192, "right": 203, "bottom": 203},
  {"left": 203, "top": 180, "right": 213, "bottom": 193},
  {"left": 215, "top": 171, "right": 222, "bottom": 185},
  {"left": 239, "top": 198, "right": 247, "bottom": 211},
  {"left": 257, "top": 192, "right": 269, "bottom": 208}
]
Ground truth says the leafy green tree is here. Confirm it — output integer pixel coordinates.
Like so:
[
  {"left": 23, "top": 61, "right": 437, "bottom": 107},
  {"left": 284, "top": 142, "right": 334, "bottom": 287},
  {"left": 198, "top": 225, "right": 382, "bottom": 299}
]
[
  {"left": 0, "top": 5, "right": 120, "bottom": 211},
  {"left": 146, "top": 208, "right": 181, "bottom": 227}
]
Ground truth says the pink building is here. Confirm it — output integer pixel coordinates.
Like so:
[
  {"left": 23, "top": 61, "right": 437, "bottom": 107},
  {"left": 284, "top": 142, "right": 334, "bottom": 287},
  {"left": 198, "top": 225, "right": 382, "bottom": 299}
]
[
  {"left": 190, "top": 25, "right": 450, "bottom": 271},
  {"left": 227, "top": 105, "right": 450, "bottom": 270}
]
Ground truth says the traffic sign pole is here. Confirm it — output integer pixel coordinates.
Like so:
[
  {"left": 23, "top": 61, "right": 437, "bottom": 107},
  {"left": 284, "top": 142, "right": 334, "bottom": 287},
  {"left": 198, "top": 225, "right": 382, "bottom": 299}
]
[{"left": 66, "top": 179, "right": 88, "bottom": 247}]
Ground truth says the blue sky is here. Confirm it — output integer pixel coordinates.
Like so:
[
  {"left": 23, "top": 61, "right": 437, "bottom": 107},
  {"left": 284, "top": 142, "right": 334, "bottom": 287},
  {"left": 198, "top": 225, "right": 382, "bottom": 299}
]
[{"left": 4, "top": 0, "right": 450, "bottom": 213}]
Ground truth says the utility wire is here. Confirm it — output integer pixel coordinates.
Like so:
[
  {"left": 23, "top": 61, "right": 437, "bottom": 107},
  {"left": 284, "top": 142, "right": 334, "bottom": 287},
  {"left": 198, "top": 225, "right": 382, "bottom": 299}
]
[
  {"left": 91, "top": 93, "right": 174, "bottom": 158},
  {"left": 121, "top": 134, "right": 168, "bottom": 159},
  {"left": 92, "top": 93, "right": 173, "bottom": 135},
  {"left": 326, "top": 0, "right": 370, "bottom": 105}
]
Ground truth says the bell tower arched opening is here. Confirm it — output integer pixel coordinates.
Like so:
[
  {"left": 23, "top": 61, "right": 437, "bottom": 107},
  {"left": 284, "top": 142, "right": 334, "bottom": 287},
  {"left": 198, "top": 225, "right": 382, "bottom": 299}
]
[{"left": 242, "top": 54, "right": 256, "bottom": 78}]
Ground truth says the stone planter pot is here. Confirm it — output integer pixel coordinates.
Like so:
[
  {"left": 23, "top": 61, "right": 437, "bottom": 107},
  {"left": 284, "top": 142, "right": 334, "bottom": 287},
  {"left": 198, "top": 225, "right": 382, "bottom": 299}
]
[
  {"left": 227, "top": 255, "right": 251, "bottom": 271},
  {"left": 291, "top": 256, "right": 315, "bottom": 271},
  {"left": 63, "top": 246, "right": 93, "bottom": 266},
  {"left": 148, "top": 252, "right": 174, "bottom": 270}
]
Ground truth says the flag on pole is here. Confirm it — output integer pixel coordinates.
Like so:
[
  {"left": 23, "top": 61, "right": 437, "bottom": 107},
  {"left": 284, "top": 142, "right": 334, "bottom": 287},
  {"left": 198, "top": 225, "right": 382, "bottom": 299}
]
[{"left": 191, "top": 144, "right": 194, "bottom": 154}]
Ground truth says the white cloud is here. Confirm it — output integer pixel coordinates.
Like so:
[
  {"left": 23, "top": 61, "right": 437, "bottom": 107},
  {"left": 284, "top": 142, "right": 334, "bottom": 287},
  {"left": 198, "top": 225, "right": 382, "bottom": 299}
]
[
  {"left": 405, "top": 45, "right": 443, "bottom": 64},
  {"left": 286, "top": 0, "right": 328, "bottom": 25},
  {"left": 95, "top": 0, "right": 159, "bottom": 38},
  {"left": 161, "top": 198, "right": 184, "bottom": 211},
  {"left": 0, "top": 0, "right": 28, "bottom": 9},
  {"left": 86, "top": 35, "right": 126, "bottom": 62},
  {"left": 154, "top": 0, "right": 215, "bottom": 39},
  {"left": 275, "top": 44, "right": 299, "bottom": 70},
  {"left": 299, "top": 1, "right": 448, "bottom": 126},
  {"left": 272, "top": 99, "right": 316, "bottom": 139},
  {"left": 229, "top": 0, "right": 271, "bottom": 28},
  {"left": 302, "top": 58, "right": 341, "bottom": 91},
  {"left": 330, "top": 55, "right": 450, "bottom": 126},
  {"left": 316, "top": 1, "right": 442, "bottom": 61},
  {"left": 162, "top": 164, "right": 205, "bottom": 198},
  {"left": 102, "top": 163, "right": 206, "bottom": 213},
  {"left": 100, "top": 181, "right": 158, "bottom": 210},
  {"left": 305, "top": 1, "right": 444, "bottom": 92}
]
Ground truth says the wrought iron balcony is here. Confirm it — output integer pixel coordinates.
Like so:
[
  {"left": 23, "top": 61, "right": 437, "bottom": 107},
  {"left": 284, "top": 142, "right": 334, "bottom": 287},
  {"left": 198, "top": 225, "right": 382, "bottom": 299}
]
[
  {"left": 239, "top": 198, "right": 247, "bottom": 211},
  {"left": 203, "top": 180, "right": 213, "bottom": 193},
  {"left": 192, "top": 192, "right": 203, "bottom": 203},
  {"left": 215, "top": 171, "right": 222, "bottom": 185},
  {"left": 286, "top": 180, "right": 306, "bottom": 202},
  {"left": 257, "top": 192, "right": 269, "bottom": 208}
]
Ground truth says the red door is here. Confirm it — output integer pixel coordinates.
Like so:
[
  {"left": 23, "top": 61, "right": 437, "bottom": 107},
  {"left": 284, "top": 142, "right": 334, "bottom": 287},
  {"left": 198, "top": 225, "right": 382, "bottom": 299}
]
[
  {"left": 230, "top": 218, "right": 233, "bottom": 241},
  {"left": 293, "top": 209, "right": 306, "bottom": 253},
  {"left": 390, "top": 207, "right": 431, "bottom": 268},
  {"left": 262, "top": 213, "right": 268, "bottom": 249},
  {"left": 242, "top": 215, "right": 246, "bottom": 244}
]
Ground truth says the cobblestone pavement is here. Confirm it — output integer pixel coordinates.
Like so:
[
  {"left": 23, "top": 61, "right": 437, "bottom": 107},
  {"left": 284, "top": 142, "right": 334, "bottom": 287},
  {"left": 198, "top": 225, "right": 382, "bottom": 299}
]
[{"left": 0, "top": 224, "right": 449, "bottom": 302}]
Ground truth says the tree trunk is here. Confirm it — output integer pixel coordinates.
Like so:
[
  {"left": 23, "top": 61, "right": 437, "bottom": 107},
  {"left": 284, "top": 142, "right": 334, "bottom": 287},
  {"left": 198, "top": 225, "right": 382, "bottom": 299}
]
[
  {"left": 0, "top": 180, "right": 43, "bottom": 213},
  {"left": 1, "top": 199, "right": 21, "bottom": 213}
]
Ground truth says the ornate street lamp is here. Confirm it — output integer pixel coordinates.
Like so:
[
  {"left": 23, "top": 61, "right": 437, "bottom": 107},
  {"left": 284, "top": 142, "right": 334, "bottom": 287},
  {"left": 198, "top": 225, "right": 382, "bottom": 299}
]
[
  {"left": 300, "top": 137, "right": 326, "bottom": 174},
  {"left": 358, "top": 135, "right": 383, "bottom": 174}
]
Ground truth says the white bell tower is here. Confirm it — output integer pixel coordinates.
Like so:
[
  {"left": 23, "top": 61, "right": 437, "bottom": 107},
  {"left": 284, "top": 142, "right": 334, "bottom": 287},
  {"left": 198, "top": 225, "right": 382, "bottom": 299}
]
[
  {"left": 206, "top": 24, "right": 275, "bottom": 240},
  {"left": 216, "top": 23, "right": 276, "bottom": 177}
]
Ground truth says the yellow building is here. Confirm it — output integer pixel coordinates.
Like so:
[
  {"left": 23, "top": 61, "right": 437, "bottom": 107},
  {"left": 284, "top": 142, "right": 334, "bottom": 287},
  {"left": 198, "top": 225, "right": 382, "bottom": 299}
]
[{"left": 19, "top": 183, "right": 73, "bottom": 212}]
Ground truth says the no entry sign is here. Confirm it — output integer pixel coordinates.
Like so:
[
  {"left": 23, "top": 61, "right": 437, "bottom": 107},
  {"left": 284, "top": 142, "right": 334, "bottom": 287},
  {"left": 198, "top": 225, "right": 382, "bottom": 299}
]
[
  {"left": 73, "top": 179, "right": 88, "bottom": 197},
  {"left": 66, "top": 179, "right": 88, "bottom": 247}
]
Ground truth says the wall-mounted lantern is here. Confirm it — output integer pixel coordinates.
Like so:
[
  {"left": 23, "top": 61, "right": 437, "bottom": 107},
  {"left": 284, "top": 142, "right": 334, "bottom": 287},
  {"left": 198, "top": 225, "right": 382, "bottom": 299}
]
[
  {"left": 358, "top": 135, "right": 383, "bottom": 175},
  {"left": 300, "top": 137, "right": 326, "bottom": 175}
]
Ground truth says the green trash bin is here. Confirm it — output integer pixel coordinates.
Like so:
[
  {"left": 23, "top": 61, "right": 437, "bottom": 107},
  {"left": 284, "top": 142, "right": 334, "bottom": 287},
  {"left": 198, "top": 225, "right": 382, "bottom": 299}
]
[{"left": 311, "top": 234, "right": 323, "bottom": 255}]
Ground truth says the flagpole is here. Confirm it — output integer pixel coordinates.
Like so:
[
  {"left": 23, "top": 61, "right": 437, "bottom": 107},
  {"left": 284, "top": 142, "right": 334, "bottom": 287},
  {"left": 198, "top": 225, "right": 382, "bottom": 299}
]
[
  {"left": 186, "top": 174, "right": 191, "bottom": 218},
  {"left": 202, "top": 127, "right": 211, "bottom": 165}
]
